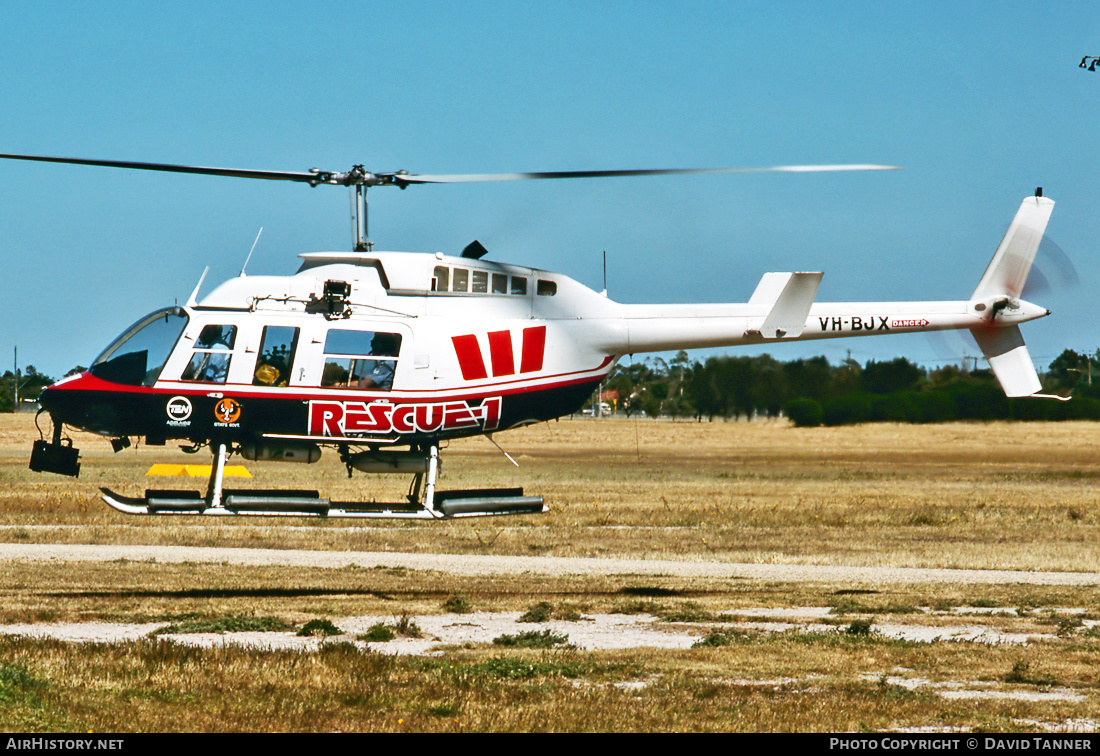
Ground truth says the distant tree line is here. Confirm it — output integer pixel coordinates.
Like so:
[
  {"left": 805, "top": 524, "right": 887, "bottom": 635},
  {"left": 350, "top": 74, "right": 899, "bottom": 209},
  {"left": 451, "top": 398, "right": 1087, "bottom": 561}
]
[{"left": 598, "top": 348, "right": 1100, "bottom": 426}]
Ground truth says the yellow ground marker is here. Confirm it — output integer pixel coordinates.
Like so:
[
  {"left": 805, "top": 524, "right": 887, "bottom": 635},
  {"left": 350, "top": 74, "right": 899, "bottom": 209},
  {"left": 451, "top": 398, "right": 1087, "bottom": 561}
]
[{"left": 146, "top": 464, "right": 252, "bottom": 478}]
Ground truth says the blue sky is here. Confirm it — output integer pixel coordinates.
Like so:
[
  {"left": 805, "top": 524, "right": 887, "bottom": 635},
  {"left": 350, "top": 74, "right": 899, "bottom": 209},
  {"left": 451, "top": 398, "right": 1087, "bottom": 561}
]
[{"left": 2, "top": 2, "right": 1099, "bottom": 379}]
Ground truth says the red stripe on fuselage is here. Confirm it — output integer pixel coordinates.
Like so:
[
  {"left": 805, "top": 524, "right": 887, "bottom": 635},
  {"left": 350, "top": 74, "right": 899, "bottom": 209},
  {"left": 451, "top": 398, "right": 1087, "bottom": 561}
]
[
  {"left": 520, "top": 325, "right": 546, "bottom": 373},
  {"left": 451, "top": 334, "right": 488, "bottom": 380},
  {"left": 487, "top": 330, "right": 515, "bottom": 377}
]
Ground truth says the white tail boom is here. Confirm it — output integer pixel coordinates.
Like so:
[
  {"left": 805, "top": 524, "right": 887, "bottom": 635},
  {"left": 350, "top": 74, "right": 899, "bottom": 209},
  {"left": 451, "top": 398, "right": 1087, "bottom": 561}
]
[{"left": 602, "top": 193, "right": 1054, "bottom": 399}]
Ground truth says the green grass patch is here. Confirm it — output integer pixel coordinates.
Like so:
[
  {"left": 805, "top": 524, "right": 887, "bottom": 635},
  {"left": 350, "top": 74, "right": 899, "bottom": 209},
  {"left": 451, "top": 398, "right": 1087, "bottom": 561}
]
[
  {"left": 358, "top": 623, "right": 395, "bottom": 642},
  {"left": 492, "top": 629, "right": 571, "bottom": 649},
  {"left": 151, "top": 615, "right": 294, "bottom": 635},
  {"left": 297, "top": 619, "right": 342, "bottom": 637},
  {"left": 0, "top": 663, "right": 46, "bottom": 704},
  {"left": 463, "top": 656, "right": 587, "bottom": 679},
  {"left": 846, "top": 618, "right": 874, "bottom": 636},
  {"left": 1003, "top": 661, "right": 1060, "bottom": 687},
  {"left": 358, "top": 614, "right": 424, "bottom": 642},
  {"left": 830, "top": 599, "right": 921, "bottom": 616},
  {"left": 443, "top": 594, "right": 473, "bottom": 614},
  {"left": 611, "top": 600, "right": 668, "bottom": 616},
  {"left": 518, "top": 601, "right": 585, "bottom": 623},
  {"left": 692, "top": 628, "right": 751, "bottom": 647}
]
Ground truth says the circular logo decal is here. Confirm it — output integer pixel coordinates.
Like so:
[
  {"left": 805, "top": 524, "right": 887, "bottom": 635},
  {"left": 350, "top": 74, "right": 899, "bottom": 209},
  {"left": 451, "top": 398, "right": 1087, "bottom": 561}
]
[
  {"left": 214, "top": 398, "right": 241, "bottom": 424},
  {"left": 166, "top": 396, "right": 193, "bottom": 422}
]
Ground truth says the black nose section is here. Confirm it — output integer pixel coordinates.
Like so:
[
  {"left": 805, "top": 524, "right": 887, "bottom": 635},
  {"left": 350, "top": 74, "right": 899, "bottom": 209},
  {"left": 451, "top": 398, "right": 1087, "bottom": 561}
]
[
  {"left": 35, "top": 383, "right": 104, "bottom": 435},
  {"left": 35, "top": 377, "right": 138, "bottom": 437},
  {"left": 35, "top": 385, "right": 81, "bottom": 429},
  {"left": 36, "top": 385, "right": 57, "bottom": 413}
]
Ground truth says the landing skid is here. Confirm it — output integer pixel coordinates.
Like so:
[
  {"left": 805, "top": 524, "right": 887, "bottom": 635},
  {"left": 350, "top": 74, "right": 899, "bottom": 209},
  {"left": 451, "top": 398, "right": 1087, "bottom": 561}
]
[{"left": 101, "top": 443, "right": 546, "bottom": 519}]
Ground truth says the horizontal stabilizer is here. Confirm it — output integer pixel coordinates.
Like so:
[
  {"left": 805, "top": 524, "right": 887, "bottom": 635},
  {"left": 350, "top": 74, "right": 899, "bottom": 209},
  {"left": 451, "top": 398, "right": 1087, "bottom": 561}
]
[
  {"left": 751, "top": 272, "right": 823, "bottom": 339},
  {"left": 972, "top": 195, "right": 1055, "bottom": 300},
  {"left": 969, "top": 325, "right": 1041, "bottom": 397}
]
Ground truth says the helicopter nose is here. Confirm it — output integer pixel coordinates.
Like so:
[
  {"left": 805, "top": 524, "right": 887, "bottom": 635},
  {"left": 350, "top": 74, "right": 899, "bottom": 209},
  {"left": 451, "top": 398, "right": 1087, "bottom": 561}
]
[
  {"left": 34, "top": 372, "right": 134, "bottom": 437},
  {"left": 35, "top": 383, "right": 70, "bottom": 424},
  {"left": 36, "top": 383, "right": 57, "bottom": 411},
  {"left": 35, "top": 375, "right": 94, "bottom": 431}
]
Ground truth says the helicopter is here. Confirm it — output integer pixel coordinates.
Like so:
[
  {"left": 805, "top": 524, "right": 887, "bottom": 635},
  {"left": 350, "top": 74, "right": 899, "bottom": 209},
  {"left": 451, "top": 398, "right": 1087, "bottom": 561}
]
[{"left": 2, "top": 152, "right": 1057, "bottom": 520}]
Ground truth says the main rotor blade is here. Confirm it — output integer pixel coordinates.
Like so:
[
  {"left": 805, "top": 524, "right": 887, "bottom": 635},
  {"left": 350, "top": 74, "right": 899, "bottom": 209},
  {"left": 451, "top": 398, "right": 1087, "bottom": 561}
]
[
  {"left": 0, "top": 152, "right": 324, "bottom": 183},
  {"left": 0, "top": 152, "right": 900, "bottom": 188},
  {"left": 394, "top": 164, "right": 900, "bottom": 184}
]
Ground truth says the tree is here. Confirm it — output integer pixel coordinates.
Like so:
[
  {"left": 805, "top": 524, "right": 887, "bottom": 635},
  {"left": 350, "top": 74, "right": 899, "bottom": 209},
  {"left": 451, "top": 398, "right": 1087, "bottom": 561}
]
[
  {"left": 1047, "top": 349, "right": 1093, "bottom": 393},
  {"left": 861, "top": 357, "right": 924, "bottom": 394},
  {"left": 785, "top": 398, "right": 823, "bottom": 427}
]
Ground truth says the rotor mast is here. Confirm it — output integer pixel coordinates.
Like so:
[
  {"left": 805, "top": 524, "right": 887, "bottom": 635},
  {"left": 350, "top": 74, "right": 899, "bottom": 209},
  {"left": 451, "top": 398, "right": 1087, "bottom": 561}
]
[{"left": 352, "top": 184, "right": 370, "bottom": 251}]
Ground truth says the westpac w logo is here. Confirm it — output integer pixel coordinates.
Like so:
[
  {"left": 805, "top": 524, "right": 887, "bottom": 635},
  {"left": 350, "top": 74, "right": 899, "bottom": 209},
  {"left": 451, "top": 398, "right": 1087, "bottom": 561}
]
[{"left": 451, "top": 325, "right": 546, "bottom": 381}]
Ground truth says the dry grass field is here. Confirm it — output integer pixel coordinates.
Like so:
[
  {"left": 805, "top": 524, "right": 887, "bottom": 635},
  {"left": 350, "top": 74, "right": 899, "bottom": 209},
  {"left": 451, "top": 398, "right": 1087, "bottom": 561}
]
[
  {"left": 5, "top": 412, "right": 1100, "bottom": 570},
  {"left": 4, "top": 412, "right": 1100, "bottom": 732}
]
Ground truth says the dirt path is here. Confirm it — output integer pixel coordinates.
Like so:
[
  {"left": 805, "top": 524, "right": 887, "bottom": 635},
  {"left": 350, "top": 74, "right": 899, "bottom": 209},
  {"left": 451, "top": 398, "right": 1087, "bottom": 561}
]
[{"left": 3, "top": 542, "right": 1099, "bottom": 586}]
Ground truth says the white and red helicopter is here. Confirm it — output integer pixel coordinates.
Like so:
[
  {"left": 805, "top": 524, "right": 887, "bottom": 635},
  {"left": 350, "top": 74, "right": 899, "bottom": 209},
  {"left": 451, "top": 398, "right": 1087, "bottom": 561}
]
[{"left": 3, "top": 153, "right": 1057, "bottom": 520}]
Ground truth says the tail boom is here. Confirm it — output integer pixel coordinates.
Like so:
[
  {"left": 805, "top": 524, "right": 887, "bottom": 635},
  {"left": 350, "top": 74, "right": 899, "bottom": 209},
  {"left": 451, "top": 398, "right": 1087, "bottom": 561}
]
[{"left": 588, "top": 193, "right": 1054, "bottom": 400}]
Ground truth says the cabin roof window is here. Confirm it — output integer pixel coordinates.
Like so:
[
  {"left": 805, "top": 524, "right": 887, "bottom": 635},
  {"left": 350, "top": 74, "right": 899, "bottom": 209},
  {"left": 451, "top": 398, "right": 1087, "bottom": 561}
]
[
  {"left": 430, "top": 265, "right": 532, "bottom": 296},
  {"left": 472, "top": 270, "right": 488, "bottom": 294},
  {"left": 432, "top": 266, "right": 449, "bottom": 292},
  {"left": 453, "top": 268, "right": 469, "bottom": 292}
]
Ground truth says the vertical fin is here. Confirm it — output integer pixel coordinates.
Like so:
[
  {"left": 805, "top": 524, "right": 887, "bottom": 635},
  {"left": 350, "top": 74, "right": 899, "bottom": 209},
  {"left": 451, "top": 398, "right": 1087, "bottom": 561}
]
[
  {"left": 969, "top": 194, "right": 1055, "bottom": 398},
  {"left": 971, "top": 195, "right": 1054, "bottom": 301}
]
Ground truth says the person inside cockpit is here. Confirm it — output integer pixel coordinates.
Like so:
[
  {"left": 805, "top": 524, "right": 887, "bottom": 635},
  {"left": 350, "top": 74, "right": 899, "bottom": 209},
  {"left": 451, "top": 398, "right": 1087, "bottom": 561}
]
[
  {"left": 182, "top": 325, "right": 235, "bottom": 383},
  {"left": 355, "top": 332, "right": 399, "bottom": 390}
]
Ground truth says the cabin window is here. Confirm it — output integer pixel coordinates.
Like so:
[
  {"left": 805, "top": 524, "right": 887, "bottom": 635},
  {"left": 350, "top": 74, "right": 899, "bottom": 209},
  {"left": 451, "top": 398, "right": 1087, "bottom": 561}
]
[
  {"left": 429, "top": 266, "right": 530, "bottom": 296},
  {"left": 320, "top": 329, "right": 402, "bottom": 390},
  {"left": 181, "top": 324, "right": 237, "bottom": 384},
  {"left": 89, "top": 307, "right": 189, "bottom": 387},
  {"left": 252, "top": 326, "right": 299, "bottom": 387},
  {"left": 472, "top": 270, "right": 488, "bottom": 293},
  {"left": 537, "top": 279, "right": 557, "bottom": 296},
  {"left": 432, "top": 266, "right": 449, "bottom": 292}
]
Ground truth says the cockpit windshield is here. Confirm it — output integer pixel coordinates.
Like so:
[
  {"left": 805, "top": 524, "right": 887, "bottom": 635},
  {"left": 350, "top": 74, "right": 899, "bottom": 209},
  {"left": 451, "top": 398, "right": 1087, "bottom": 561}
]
[{"left": 89, "top": 307, "right": 189, "bottom": 386}]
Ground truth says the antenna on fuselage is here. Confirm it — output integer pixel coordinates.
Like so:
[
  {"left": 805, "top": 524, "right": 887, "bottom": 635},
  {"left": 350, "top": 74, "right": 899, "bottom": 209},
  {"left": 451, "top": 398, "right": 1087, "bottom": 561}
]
[
  {"left": 186, "top": 267, "right": 210, "bottom": 308},
  {"left": 239, "top": 227, "right": 263, "bottom": 277}
]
